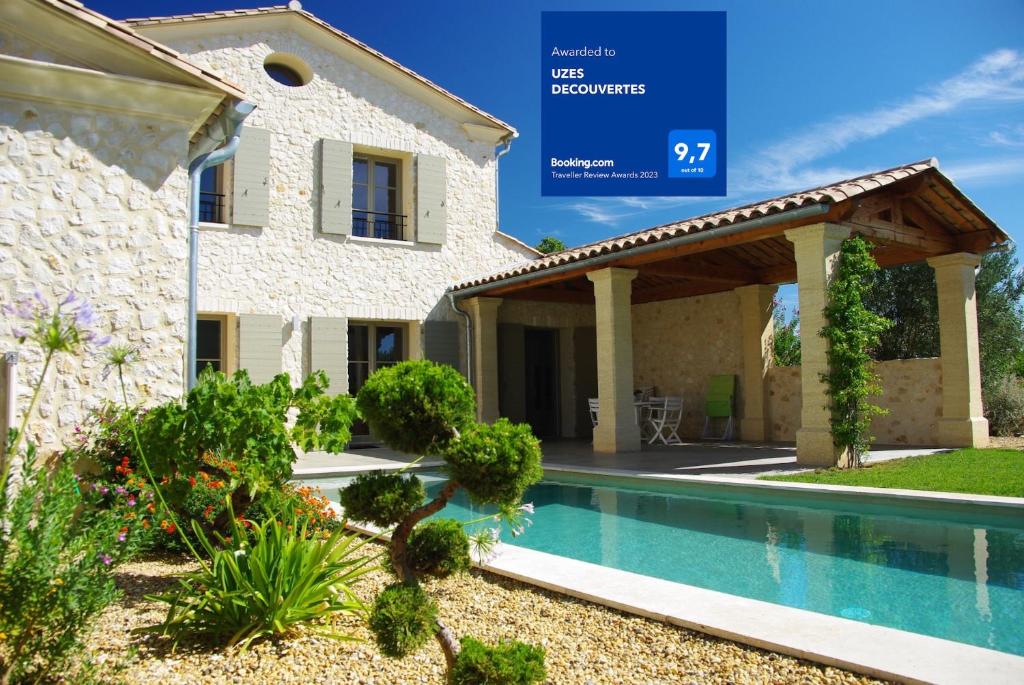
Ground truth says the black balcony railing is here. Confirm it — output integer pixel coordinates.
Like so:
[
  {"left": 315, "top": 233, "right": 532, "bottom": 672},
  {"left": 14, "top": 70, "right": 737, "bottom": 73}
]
[
  {"left": 199, "top": 191, "right": 226, "bottom": 224},
  {"left": 353, "top": 210, "right": 406, "bottom": 240}
]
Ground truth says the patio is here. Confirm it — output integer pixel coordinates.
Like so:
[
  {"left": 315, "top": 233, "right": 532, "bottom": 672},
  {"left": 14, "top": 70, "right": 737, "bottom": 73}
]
[{"left": 296, "top": 441, "right": 945, "bottom": 479}]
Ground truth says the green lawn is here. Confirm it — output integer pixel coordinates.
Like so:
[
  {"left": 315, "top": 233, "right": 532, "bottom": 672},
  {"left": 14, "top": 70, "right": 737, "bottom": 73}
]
[{"left": 762, "top": 448, "right": 1024, "bottom": 497}]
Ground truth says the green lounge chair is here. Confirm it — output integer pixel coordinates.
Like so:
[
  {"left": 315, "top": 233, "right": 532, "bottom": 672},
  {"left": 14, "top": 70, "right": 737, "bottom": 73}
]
[{"left": 702, "top": 374, "right": 735, "bottom": 440}]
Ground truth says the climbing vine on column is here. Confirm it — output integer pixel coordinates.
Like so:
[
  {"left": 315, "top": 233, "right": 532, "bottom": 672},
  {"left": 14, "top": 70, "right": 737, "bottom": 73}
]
[{"left": 820, "top": 236, "right": 893, "bottom": 467}]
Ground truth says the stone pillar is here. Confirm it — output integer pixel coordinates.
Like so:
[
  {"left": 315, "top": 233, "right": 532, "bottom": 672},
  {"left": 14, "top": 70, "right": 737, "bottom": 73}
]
[
  {"left": 927, "top": 253, "right": 989, "bottom": 447},
  {"left": 785, "top": 223, "right": 850, "bottom": 467},
  {"left": 586, "top": 268, "right": 641, "bottom": 453},
  {"left": 735, "top": 284, "right": 778, "bottom": 441},
  {"left": 464, "top": 296, "right": 502, "bottom": 423}
]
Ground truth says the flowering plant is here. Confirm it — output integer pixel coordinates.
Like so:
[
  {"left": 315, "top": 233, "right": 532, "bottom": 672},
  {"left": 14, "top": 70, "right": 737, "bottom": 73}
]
[{"left": 0, "top": 290, "right": 146, "bottom": 684}]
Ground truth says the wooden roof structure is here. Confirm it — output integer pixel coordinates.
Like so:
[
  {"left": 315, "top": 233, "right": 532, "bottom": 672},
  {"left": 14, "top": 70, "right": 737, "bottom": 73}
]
[{"left": 452, "top": 159, "right": 1011, "bottom": 305}]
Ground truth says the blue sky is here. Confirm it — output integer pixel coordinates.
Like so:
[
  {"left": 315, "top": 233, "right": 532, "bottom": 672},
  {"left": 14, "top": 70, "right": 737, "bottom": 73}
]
[{"left": 96, "top": 0, "right": 1024, "bottom": 311}]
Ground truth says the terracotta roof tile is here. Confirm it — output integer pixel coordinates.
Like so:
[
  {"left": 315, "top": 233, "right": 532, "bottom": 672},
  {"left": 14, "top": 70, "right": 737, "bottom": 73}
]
[
  {"left": 452, "top": 159, "right": 947, "bottom": 292},
  {"left": 124, "top": 5, "right": 516, "bottom": 135}
]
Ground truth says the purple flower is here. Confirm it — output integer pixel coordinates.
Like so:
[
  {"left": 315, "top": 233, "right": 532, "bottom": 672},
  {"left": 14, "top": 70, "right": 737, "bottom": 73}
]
[
  {"left": 117, "top": 532, "right": 126, "bottom": 542},
  {"left": 114, "top": 485, "right": 126, "bottom": 496},
  {"left": 74, "top": 300, "right": 96, "bottom": 328},
  {"left": 61, "top": 291, "right": 77, "bottom": 306},
  {"left": 98, "top": 486, "right": 109, "bottom": 496},
  {"left": 126, "top": 496, "right": 136, "bottom": 507},
  {"left": 98, "top": 553, "right": 112, "bottom": 565}
]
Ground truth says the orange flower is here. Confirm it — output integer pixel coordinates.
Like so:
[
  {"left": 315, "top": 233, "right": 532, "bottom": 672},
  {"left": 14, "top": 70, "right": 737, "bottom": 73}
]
[{"left": 188, "top": 475, "right": 197, "bottom": 487}]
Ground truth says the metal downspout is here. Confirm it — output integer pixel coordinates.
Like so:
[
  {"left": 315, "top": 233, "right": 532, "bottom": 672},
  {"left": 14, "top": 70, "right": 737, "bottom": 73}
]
[
  {"left": 186, "top": 100, "right": 257, "bottom": 390},
  {"left": 447, "top": 292, "right": 473, "bottom": 387},
  {"left": 449, "top": 203, "right": 831, "bottom": 300},
  {"left": 494, "top": 134, "right": 515, "bottom": 230}
]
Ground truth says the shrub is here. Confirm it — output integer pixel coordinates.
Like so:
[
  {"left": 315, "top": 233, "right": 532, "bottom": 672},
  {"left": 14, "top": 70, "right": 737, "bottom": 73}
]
[
  {"left": 0, "top": 447, "right": 148, "bottom": 683},
  {"left": 369, "top": 583, "right": 438, "bottom": 658},
  {"left": 148, "top": 506, "right": 372, "bottom": 649},
  {"left": 444, "top": 419, "right": 543, "bottom": 507},
  {"left": 985, "top": 375, "right": 1024, "bottom": 436},
  {"left": 339, "top": 471, "right": 425, "bottom": 527},
  {"left": 356, "top": 360, "right": 476, "bottom": 456},
  {"left": 138, "top": 368, "right": 355, "bottom": 491},
  {"left": 251, "top": 483, "right": 341, "bottom": 533},
  {"left": 407, "top": 519, "right": 471, "bottom": 578},
  {"left": 450, "top": 637, "right": 547, "bottom": 685}
]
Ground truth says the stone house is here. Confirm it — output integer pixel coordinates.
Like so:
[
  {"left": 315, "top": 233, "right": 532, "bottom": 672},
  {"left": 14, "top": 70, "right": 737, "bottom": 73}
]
[
  {"left": 0, "top": 1, "right": 1007, "bottom": 467},
  {"left": 0, "top": 0, "right": 535, "bottom": 448}
]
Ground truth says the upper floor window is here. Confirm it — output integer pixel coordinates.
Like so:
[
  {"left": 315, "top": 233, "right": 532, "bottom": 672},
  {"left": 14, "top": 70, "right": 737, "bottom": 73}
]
[
  {"left": 263, "top": 53, "right": 313, "bottom": 87},
  {"left": 352, "top": 155, "right": 405, "bottom": 240},
  {"left": 199, "top": 163, "right": 229, "bottom": 224}
]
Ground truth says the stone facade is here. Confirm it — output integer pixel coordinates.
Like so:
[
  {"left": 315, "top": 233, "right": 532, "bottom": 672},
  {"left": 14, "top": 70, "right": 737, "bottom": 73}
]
[
  {"left": 767, "top": 358, "right": 943, "bottom": 446},
  {"left": 150, "top": 27, "right": 534, "bottom": 385},
  {"left": 0, "top": 96, "right": 192, "bottom": 448}
]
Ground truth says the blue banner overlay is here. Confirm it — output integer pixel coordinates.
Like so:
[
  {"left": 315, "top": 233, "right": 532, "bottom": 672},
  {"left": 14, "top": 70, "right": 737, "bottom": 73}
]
[{"left": 541, "top": 11, "right": 726, "bottom": 197}]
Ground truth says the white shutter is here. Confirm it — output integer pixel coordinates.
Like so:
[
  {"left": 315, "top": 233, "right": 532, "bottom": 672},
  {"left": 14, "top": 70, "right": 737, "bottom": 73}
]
[
  {"left": 238, "top": 314, "right": 281, "bottom": 383},
  {"left": 310, "top": 316, "right": 348, "bottom": 395},
  {"left": 416, "top": 154, "right": 446, "bottom": 245},
  {"left": 231, "top": 126, "right": 271, "bottom": 227},
  {"left": 319, "top": 139, "right": 353, "bottom": 235}
]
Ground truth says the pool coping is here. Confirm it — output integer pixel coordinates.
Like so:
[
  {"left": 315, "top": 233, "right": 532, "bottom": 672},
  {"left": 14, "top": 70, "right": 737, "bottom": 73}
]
[
  {"left": 340, "top": 516, "right": 1024, "bottom": 685},
  {"left": 542, "top": 463, "right": 1024, "bottom": 510}
]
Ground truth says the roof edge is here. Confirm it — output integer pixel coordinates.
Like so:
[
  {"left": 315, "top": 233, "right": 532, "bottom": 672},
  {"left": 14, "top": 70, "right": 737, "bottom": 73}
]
[{"left": 125, "top": 5, "right": 516, "bottom": 136}]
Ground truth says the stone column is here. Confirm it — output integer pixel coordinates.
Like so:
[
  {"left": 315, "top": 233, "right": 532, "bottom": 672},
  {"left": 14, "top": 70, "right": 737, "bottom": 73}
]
[
  {"left": 586, "top": 268, "right": 641, "bottom": 453},
  {"left": 927, "top": 253, "right": 989, "bottom": 447},
  {"left": 735, "top": 284, "right": 778, "bottom": 441},
  {"left": 785, "top": 223, "right": 850, "bottom": 466},
  {"left": 464, "top": 296, "right": 502, "bottom": 423}
]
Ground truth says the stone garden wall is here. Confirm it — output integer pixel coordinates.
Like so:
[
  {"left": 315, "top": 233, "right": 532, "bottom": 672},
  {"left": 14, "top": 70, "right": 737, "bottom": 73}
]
[{"left": 767, "top": 357, "right": 943, "bottom": 446}]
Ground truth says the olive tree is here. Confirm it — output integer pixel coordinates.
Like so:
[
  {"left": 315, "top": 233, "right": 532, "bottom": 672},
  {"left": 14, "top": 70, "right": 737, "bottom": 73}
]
[{"left": 340, "top": 361, "right": 546, "bottom": 684}]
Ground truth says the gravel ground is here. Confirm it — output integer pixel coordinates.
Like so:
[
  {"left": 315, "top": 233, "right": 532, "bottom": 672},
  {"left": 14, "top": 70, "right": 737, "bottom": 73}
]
[{"left": 85, "top": 551, "right": 885, "bottom": 685}]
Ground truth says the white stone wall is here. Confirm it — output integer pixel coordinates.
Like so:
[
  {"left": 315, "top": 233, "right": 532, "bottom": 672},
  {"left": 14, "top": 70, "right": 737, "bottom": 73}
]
[
  {"left": 155, "top": 28, "right": 534, "bottom": 383},
  {"left": 0, "top": 97, "right": 191, "bottom": 449}
]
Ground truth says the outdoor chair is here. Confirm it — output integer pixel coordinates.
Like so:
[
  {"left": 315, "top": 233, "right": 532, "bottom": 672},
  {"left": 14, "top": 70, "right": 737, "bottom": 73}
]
[
  {"left": 588, "top": 397, "right": 600, "bottom": 429},
  {"left": 647, "top": 396, "right": 683, "bottom": 445},
  {"left": 634, "top": 386, "right": 656, "bottom": 440},
  {"left": 701, "top": 374, "right": 736, "bottom": 440}
]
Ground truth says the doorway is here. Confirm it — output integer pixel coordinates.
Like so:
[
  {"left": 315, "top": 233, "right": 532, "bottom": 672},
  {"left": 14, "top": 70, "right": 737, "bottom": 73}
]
[{"left": 524, "top": 328, "right": 560, "bottom": 438}]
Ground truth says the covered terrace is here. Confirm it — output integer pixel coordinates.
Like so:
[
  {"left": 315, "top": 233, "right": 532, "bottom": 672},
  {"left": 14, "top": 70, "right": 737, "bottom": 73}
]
[{"left": 450, "top": 159, "right": 1010, "bottom": 467}]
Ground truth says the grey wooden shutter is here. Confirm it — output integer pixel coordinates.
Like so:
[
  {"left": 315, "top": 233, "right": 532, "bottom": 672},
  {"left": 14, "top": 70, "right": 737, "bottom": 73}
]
[
  {"left": 310, "top": 316, "right": 348, "bottom": 395},
  {"left": 238, "top": 314, "right": 281, "bottom": 383},
  {"left": 416, "top": 154, "right": 446, "bottom": 245},
  {"left": 422, "top": 320, "right": 460, "bottom": 371},
  {"left": 498, "top": 324, "right": 526, "bottom": 423},
  {"left": 319, "top": 139, "right": 353, "bottom": 235},
  {"left": 231, "top": 126, "right": 271, "bottom": 227}
]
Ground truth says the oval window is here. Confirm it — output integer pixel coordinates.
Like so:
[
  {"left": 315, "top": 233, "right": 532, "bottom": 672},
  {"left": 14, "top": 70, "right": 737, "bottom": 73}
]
[{"left": 262, "top": 53, "right": 312, "bottom": 87}]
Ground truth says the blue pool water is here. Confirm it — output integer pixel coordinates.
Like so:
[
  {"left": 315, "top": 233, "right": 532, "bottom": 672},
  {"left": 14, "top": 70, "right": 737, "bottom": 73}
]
[{"left": 306, "top": 471, "right": 1024, "bottom": 656}]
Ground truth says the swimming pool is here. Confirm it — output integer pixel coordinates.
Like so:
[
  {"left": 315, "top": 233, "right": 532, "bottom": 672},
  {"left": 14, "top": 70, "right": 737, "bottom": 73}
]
[{"left": 302, "top": 470, "right": 1024, "bottom": 657}]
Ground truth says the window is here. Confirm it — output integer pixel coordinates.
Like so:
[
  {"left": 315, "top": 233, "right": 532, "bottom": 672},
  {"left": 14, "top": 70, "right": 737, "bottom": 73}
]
[
  {"left": 349, "top": 323, "right": 406, "bottom": 437},
  {"left": 352, "top": 155, "right": 405, "bottom": 240},
  {"left": 199, "top": 163, "right": 229, "bottom": 224},
  {"left": 262, "top": 53, "right": 312, "bottom": 87},
  {"left": 196, "top": 316, "right": 225, "bottom": 374}
]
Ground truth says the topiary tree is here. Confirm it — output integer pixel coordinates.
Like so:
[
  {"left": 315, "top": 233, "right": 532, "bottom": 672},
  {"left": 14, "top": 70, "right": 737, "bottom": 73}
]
[{"left": 340, "top": 360, "right": 546, "bottom": 683}]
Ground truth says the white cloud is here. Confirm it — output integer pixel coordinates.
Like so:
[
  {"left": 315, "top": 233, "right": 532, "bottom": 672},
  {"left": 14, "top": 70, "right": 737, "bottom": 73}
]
[
  {"left": 989, "top": 123, "right": 1024, "bottom": 148},
  {"left": 943, "top": 156, "right": 1024, "bottom": 182},
  {"left": 559, "top": 49, "right": 1024, "bottom": 225}
]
